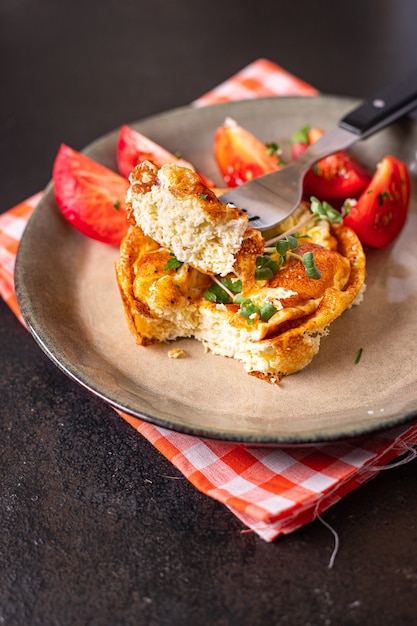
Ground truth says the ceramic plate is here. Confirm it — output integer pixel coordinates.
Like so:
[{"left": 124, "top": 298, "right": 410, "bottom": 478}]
[{"left": 15, "top": 96, "right": 417, "bottom": 445}]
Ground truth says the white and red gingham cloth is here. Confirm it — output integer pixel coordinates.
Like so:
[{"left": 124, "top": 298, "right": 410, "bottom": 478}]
[
  {"left": 2, "top": 59, "right": 417, "bottom": 543},
  {"left": 193, "top": 57, "right": 318, "bottom": 105}
]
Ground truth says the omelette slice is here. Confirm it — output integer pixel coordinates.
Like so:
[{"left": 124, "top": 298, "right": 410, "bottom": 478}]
[{"left": 116, "top": 161, "right": 366, "bottom": 384}]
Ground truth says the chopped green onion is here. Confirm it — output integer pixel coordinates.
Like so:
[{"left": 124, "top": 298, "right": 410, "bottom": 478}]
[
  {"left": 354, "top": 348, "right": 363, "bottom": 364},
  {"left": 265, "top": 141, "right": 280, "bottom": 156},
  {"left": 260, "top": 302, "right": 277, "bottom": 322},
  {"left": 286, "top": 234, "right": 299, "bottom": 249},
  {"left": 310, "top": 196, "right": 343, "bottom": 223},
  {"left": 377, "top": 191, "right": 392, "bottom": 206},
  {"left": 164, "top": 255, "right": 183, "bottom": 271},
  {"left": 302, "top": 251, "right": 321, "bottom": 279},
  {"left": 204, "top": 283, "right": 231, "bottom": 304},
  {"left": 221, "top": 277, "right": 242, "bottom": 293},
  {"left": 233, "top": 294, "right": 251, "bottom": 306},
  {"left": 238, "top": 302, "right": 259, "bottom": 319},
  {"left": 255, "top": 266, "right": 274, "bottom": 280},
  {"left": 275, "top": 238, "right": 291, "bottom": 256},
  {"left": 290, "top": 125, "right": 310, "bottom": 144},
  {"left": 254, "top": 255, "right": 281, "bottom": 280},
  {"left": 233, "top": 293, "right": 278, "bottom": 325}
]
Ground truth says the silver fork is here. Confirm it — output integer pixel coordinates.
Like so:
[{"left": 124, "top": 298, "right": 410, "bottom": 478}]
[{"left": 219, "top": 69, "right": 417, "bottom": 239}]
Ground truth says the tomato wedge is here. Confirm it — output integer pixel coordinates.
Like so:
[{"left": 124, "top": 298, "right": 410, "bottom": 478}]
[
  {"left": 117, "top": 124, "right": 214, "bottom": 187},
  {"left": 214, "top": 119, "right": 281, "bottom": 187},
  {"left": 53, "top": 144, "right": 130, "bottom": 246},
  {"left": 291, "top": 127, "right": 371, "bottom": 200},
  {"left": 343, "top": 155, "right": 410, "bottom": 248}
]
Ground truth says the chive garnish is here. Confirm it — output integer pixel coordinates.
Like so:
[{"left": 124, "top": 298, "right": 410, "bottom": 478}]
[
  {"left": 301, "top": 251, "right": 322, "bottom": 280},
  {"left": 310, "top": 196, "right": 343, "bottom": 223},
  {"left": 354, "top": 348, "right": 363, "bottom": 364},
  {"left": 290, "top": 125, "right": 311, "bottom": 144},
  {"left": 204, "top": 283, "right": 231, "bottom": 304},
  {"left": 221, "top": 277, "right": 242, "bottom": 293},
  {"left": 164, "top": 254, "right": 183, "bottom": 271},
  {"left": 377, "top": 191, "right": 392, "bottom": 206},
  {"left": 265, "top": 141, "right": 280, "bottom": 156}
]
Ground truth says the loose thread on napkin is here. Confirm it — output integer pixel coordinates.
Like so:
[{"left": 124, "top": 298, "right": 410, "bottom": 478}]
[
  {"left": 311, "top": 482, "right": 345, "bottom": 570},
  {"left": 370, "top": 442, "right": 417, "bottom": 471},
  {"left": 314, "top": 441, "right": 417, "bottom": 569},
  {"left": 316, "top": 514, "right": 340, "bottom": 570},
  {"left": 239, "top": 505, "right": 340, "bottom": 570}
]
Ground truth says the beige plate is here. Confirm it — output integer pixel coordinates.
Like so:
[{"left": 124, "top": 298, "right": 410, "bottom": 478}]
[{"left": 15, "top": 96, "right": 417, "bottom": 445}]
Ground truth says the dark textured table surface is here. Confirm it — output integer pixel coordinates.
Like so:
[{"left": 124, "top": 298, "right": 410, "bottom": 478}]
[{"left": 2, "top": 1, "right": 417, "bottom": 624}]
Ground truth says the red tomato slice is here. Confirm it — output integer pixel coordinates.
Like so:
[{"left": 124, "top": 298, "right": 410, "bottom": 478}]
[
  {"left": 117, "top": 124, "right": 214, "bottom": 187},
  {"left": 291, "top": 127, "right": 371, "bottom": 200},
  {"left": 53, "top": 144, "right": 130, "bottom": 246},
  {"left": 214, "top": 120, "right": 281, "bottom": 187},
  {"left": 343, "top": 155, "right": 410, "bottom": 248}
]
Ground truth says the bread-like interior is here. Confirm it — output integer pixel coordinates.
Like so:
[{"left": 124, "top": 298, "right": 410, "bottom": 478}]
[
  {"left": 116, "top": 161, "right": 366, "bottom": 384},
  {"left": 126, "top": 160, "right": 250, "bottom": 276}
]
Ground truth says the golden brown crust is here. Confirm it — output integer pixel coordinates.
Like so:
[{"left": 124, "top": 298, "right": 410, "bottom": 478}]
[
  {"left": 249, "top": 370, "right": 284, "bottom": 385},
  {"left": 129, "top": 160, "right": 247, "bottom": 223},
  {"left": 116, "top": 215, "right": 366, "bottom": 382},
  {"left": 126, "top": 161, "right": 249, "bottom": 276},
  {"left": 268, "top": 241, "right": 351, "bottom": 303},
  {"left": 250, "top": 222, "right": 366, "bottom": 378},
  {"left": 232, "top": 227, "right": 265, "bottom": 285},
  {"left": 117, "top": 161, "right": 366, "bottom": 382},
  {"left": 115, "top": 226, "right": 161, "bottom": 344}
]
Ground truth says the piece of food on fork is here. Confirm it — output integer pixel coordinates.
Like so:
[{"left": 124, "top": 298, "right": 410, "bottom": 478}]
[
  {"left": 116, "top": 161, "right": 366, "bottom": 384},
  {"left": 125, "top": 160, "right": 262, "bottom": 277}
]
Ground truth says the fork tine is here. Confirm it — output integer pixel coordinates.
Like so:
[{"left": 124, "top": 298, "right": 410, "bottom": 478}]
[
  {"left": 218, "top": 65, "right": 417, "bottom": 236},
  {"left": 218, "top": 126, "right": 357, "bottom": 237}
]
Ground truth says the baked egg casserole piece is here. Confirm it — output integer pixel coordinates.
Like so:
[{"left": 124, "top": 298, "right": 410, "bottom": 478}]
[
  {"left": 116, "top": 162, "right": 366, "bottom": 384},
  {"left": 126, "top": 160, "right": 252, "bottom": 276}
]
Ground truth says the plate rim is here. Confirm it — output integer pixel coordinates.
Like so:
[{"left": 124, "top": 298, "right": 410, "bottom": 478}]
[{"left": 14, "top": 95, "right": 417, "bottom": 446}]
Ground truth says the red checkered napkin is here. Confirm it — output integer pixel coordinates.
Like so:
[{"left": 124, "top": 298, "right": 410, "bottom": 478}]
[
  {"left": 0, "top": 193, "right": 42, "bottom": 326},
  {"left": 2, "top": 59, "right": 417, "bottom": 543},
  {"left": 123, "top": 416, "right": 417, "bottom": 541},
  {"left": 193, "top": 58, "right": 318, "bottom": 106}
]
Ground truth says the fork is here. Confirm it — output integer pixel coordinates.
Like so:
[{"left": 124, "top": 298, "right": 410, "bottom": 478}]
[{"left": 219, "top": 69, "right": 417, "bottom": 238}]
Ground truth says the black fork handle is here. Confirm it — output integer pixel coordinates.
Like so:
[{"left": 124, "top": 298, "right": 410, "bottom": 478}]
[{"left": 339, "top": 68, "right": 417, "bottom": 138}]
